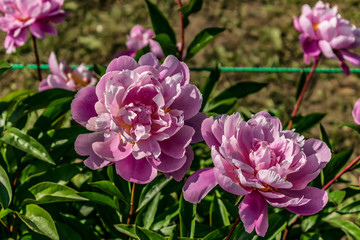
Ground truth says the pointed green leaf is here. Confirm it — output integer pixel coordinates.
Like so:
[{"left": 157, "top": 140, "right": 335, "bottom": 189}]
[
  {"left": 203, "top": 225, "right": 232, "bottom": 240},
  {"left": 0, "top": 61, "right": 11, "bottom": 75},
  {"left": 153, "top": 33, "right": 178, "bottom": 57},
  {"left": 17, "top": 204, "right": 59, "bottom": 240},
  {"left": 114, "top": 224, "right": 139, "bottom": 239},
  {"left": 136, "top": 176, "right": 171, "bottom": 212},
  {"left": 0, "top": 208, "right": 12, "bottom": 220},
  {"left": 326, "top": 218, "right": 360, "bottom": 239},
  {"left": 145, "top": 0, "right": 176, "bottom": 44},
  {"left": 320, "top": 124, "right": 332, "bottom": 151},
  {"left": 179, "top": 0, "right": 203, "bottom": 28},
  {"left": 79, "top": 192, "right": 117, "bottom": 210},
  {"left": 90, "top": 180, "right": 128, "bottom": 205},
  {"left": 93, "top": 64, "right": 106, "bottom": 76},
  {"left": 136, "top": 226, "right": 166, "bottom": 240},
  {"left": 328, "top": 190, "right": 346, "bottom": 205},
  {"left": 292, "top": 113, "right": 326, "bottom": 133},
  {"left": 0, "top": 165, "right": 12, "bottom": 208},
  {"left": 1, "top": 127, "right": 54, "bottom": 165},
  {"left": 323, "top": 149, "right": 353, "bottom": 184},
  {"left": 185, "top": 28, "right": 225, "bottom": 60},
  {"left": 338, "top": 201, "right": 360, "bottom": 214},
  {"left": 135, "top": 192, "right": 160, "bottom": 229},
  {"left": 211, "top": 82, "right": 268, "bottom": 104},
  {"left": 23, "top": 182, "right": 87, "bottom": 205},
  {"left": 205, "top": 98, "right": 237, "bottom": 114}
]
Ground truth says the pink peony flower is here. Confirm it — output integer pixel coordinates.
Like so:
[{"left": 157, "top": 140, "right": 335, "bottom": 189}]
[
  {"left": 294, "top": 1, "right": 360, "bottom": 75},
  {"left": 39, "top": 52, "right": 97, "bottom": 92},
  {"left": 0, "top": 0, "right": 65, "bottom": 54},
  {"left": 71, "top": 53, "right": 205, "bottom": 184},
  {"left": 116, "top": 25, "right": 164, "bottom": 59},
  {"left": 183, "top": 112, "right": 330, "bottom": 237},
  {"left": 352, "top": 98, "right": 360, "bottom": 125}
]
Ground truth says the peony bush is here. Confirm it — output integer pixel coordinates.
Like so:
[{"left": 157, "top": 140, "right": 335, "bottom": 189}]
[{"left": 0, "top": 0, "right": 359, "bottom": 239}]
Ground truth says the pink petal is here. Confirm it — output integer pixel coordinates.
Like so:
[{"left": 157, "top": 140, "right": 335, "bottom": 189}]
[
  {"left": 29, "top": 22, "right": 57, "bottom": 39},
  {"left": 185, "top": 112, "right": 207, "bottom": 143},
  {"left": 330, "top": 35, "right": 355, "bottom": 49},
  {"left": 352, "top": 98, "right": 360, "bottom": 125},
  {"left": 167, "top": 146, "right": 194, "bottom": 181},
  {"left": 92, "top": 132, "right": 133, "bottom": 161},
  {"left": 318, "top": 40, "right": 336, "bottom": 59},
  {"left": 115, "top": 155, "right": 158, "bottom": 184},
  {"left": 239, "top": 191, "right": 268, "bottom": 237},
  {"left": 106, "top": 56, "right": 139, "bottom": 73},
  {"left": 147, "top": 151, "right": 186, "bottom": 173},
  {"left": 201, "top": 116, "right": 219, "bottom": 147},
  {"left": 183, "top": 168, "right": 218, "bottom": 203},
  {"left": 159, "top": 125, "right": 194, "bottom": 159},
  {"left": 139, "top": 52, "right": 160, "bottom": 68},
  {"left": 299, "top": 15, "right": 316, "bottom": 39},
  {"left": 317, "top": 21, "right": 336, "bottom": 41},
  {"left": 71, "top": 86, "right": 98, "bottom": 126},
  {"left": 284, "top": 187, "right": 328, "bottom": 215},
  {"left": 342, "top": 50, "right": 360, "bottom": 66},
  {"left": 48, "top": 52, "right": 61, "bottom": 76},
  {"left": 170, "top": 84, "right": 202, "bottom": 121}
]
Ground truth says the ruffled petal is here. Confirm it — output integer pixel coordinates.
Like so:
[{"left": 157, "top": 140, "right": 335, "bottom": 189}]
[{"left": 71, "top": 86, "right": 98, "bottom": 126}]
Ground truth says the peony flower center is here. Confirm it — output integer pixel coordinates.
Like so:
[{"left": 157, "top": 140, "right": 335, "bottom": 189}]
[
  {"left": 313, "top": 23, "right": 320, "bottom": 32},
  {"left": 68, "top": 72, "right": 89, "bottom": 87}
]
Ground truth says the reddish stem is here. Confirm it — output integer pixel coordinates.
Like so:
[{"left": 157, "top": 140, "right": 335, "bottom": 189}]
[
  {"left": 287, "top": 56, "right": 321, "bottom": 130},
  {"left": 127, "top": 182, "right": 136, "bottom": 225},
  {"left": 226, "top": 216, "right": 240, "bottom": 240},
  {"left": 283, "top": 155, "right": 360, "bottom": 240},
  {"left": 176, "top": 0, "right": 184, "bottom": 60},
  {"left": 31, "top": 35, "right": 42, "bottom": 81}
]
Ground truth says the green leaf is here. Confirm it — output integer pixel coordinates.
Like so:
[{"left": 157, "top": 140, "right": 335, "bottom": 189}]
[
  {"left": 0, "top": 165, "right": 12, "bottom": 208},
  {"left": 134, "top": 45, "right": 151, "bottom": 61},
  {"left": 301, "top": 215, "right": 319, "bottom": 232},
  {"left": 320, "top": 124, "right": 332, "bottom": 152},
  {"left": 1, "top": 127, "right": 54, "bottom": 165},
  {"left": 114, "top": 224, "right": 139, "bottom": 239},
  {"left": 292, "top": 113, "right": 326, "bottom": 133},
  {"left": 326, "top": 218, "right": 360, "bottom": 239},
  {"left": 263, "top": 214, "right": 288, "bottom": 239},
  {"left": 23, "top": 182, "right": 87, "bottom": 205},
  {"left": 338, "top": 201, "right": 360, "bottom": 214},
  {"left": 205, "top": 98, "right": 237, "bottom": 114},
  {"left": 55, "top": 222, "right": 82, "bottom": 240},
  {"left": 152, "top": 204, "right": 179, "bottom": 231},
  {"left": 0, "top": 61, "right": 11, "bottom": 75},
  {"left": 8, "top": 88, "right": 75, "bottom": 124},
  {"left": 90, "top": 180, "right": 128, "bottom": 205},
  {"left": 185, "top": 28, "right": 225, "bottom": 60},
  {"left": 145, "top": 0, "right": 176, "bottom": 44},
  {"left": 153, "top": 33, "right": 178, "bottom": 57},
  {"left": 295, "top": 70, "right": 306, "bottom": 100},
  {"left": 79, "top": 192, "right": 117, "bottom": 210},
  {"left": 200, "top": 63, "right": 221, "bottom": 111},
  {"left": 135, "top": 192, "right": 160, "bottom": 229},
  {"left": 179, "top": 193, "right": 196, "bottom": 238},
  {"left": 210, "top": 193, "right": 230, "bottom": 228},
  {"left": 136, "top": 176, "right": 171, "bottom": 212},
  {"left": 203, "top": 225, "right": 232, "bottom": 240},
  {"left": 340, "top": 123, "right": 360, "bottom": 134},
  {"left": 0, "top": 208, "right": 12, "bottom": 220},
  {"left": 93, "top": 64, "right": 106, "bottom": 76},
  {"left": 136, "top": 226, "right": 166, "bottom": 240},
  {"left": 323, "top": 149, "right": 353, "bottom": 184},
  {"left": 211, "top": 82, "right": 268, "bottom": 104},
  {"left": 179, "top": 0, "right": 203, "bottom": 28},
  {"left": 328, "top": 190, "right": 346, "bottom": 205},
  {"left": 17, "top": 204, "right": 59, "bottom": 240}
]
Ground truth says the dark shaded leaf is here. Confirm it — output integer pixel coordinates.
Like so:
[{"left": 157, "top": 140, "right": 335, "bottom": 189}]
[
  {"left": 90, "top": 180, "right": 128, "bottom": 205},
  {"left": 205, "top": 98, "right": 237, "bottom": 114},
  {"left": 114, "top": 224, "right": 138, "bottom": 239},
  {"left": 295, "top": 70, "right": 306, "bottom": 100},
  {"left": 136, "top": 176, "right": 171, "bottom": 212},
  {"left": 145, "top": 0, "right": 176, "bottom": 44},
  {"left": 0, "top": 165, "right": 12, "bottom": 208},
  {"left": 134, "top": 45, "right": 151, "bottom": 61},
  {"left": 2, "top": 127, "right": 54, "bottom": 165},
  {"left": 338, "top": 201, "right": 360, "bottom": 214},
  {"left": 136, "top": 226, "right": 166, "bottom": 240},
  {"left": 93, "top": 64, "right": 106, "bottom": 76},
  {"left": 179, "top": 0, "right": 203, "bottom": 28},
  {"left": 326, "top": 218, "right": 360, "bottom": 239},
  {"left": 211, "top": 82, "right": 268, "bottom": 103},
  {"left": 203, "top": 225, "right": 232, "bottom": 240},
  {"left": 323, "top": 149, "right": 353, "bottom": 184},
  {"left": 292, "top": 113, "right": 326, "bottom": 133},
  {"left": 153, "top": 33, "right": 178, "bottom": 57},
  {"left": 79, "top": 192, "right": 117, "bottom": 210},
  {"left": 135, "top": 192, "right": 160, "bottom": 229},
  {"left": 320, "top": 124, "right": 332, "bottom": 152},
  {"left": 200, "top": 63, "right": 221, "bottom": 111},
  {"left": 185, "top": 28, "right": 225, "bottom": 60},
  {"left": 179, "top": 193, "right": 196, "bottom": 238}
]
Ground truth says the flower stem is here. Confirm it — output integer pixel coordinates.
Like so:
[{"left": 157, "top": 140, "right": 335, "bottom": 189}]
[
  {"left": 31, "top": 35, "right": 42, "bottom": 81},
  {"left": 127, "top": 182, "right": 136, "bottom": 225},
  {"left": 282, "top": 155, "right": 360, "bottom": 240},
  {"left": 287, "top": 56, "right": 321, "bottom": 130},
  {"left": 226, "top": 216, "right": 240, "bottom": 240},
  {"left": 322, "top": 155, "right": 360, "bottom": 190},
  {"left": 176, "top": 0, "right": 184, "bottom": 60}
]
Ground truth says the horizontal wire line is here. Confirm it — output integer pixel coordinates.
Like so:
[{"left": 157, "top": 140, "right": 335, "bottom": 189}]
[{"left": 9, "top": 64, "right": 360, "bottom": 73}]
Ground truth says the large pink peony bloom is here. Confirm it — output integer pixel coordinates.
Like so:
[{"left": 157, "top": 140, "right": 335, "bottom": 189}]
[
  {"left": 116, "top": 25, "right": 164, "bottom": 59},
  {"left": 39, "top": 52, "right": 97, "bottom": 92},
  {"left": 183, "top": 112, "right": 330, "bottom": 237},
  {"left": 71, "top": 53, "right": 205, "bottom": 184},
  {"left": 294, "top": 1, "right": 360, "bottom": 75},
  {"left": 352, "top": 98, "right": 360, "bottom": 125},
  {"left": 0, "top": 0, "right": 65, "bottom": 54}
]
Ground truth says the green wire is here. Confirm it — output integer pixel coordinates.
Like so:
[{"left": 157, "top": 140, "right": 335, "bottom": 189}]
[{"left": 9, "top": 64, "right": 360, "bottom": 73}]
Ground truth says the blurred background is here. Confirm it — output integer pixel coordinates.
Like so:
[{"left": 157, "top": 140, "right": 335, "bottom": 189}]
[{"left": 1, "top": 0, "right": 360, "bottom": 160}]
